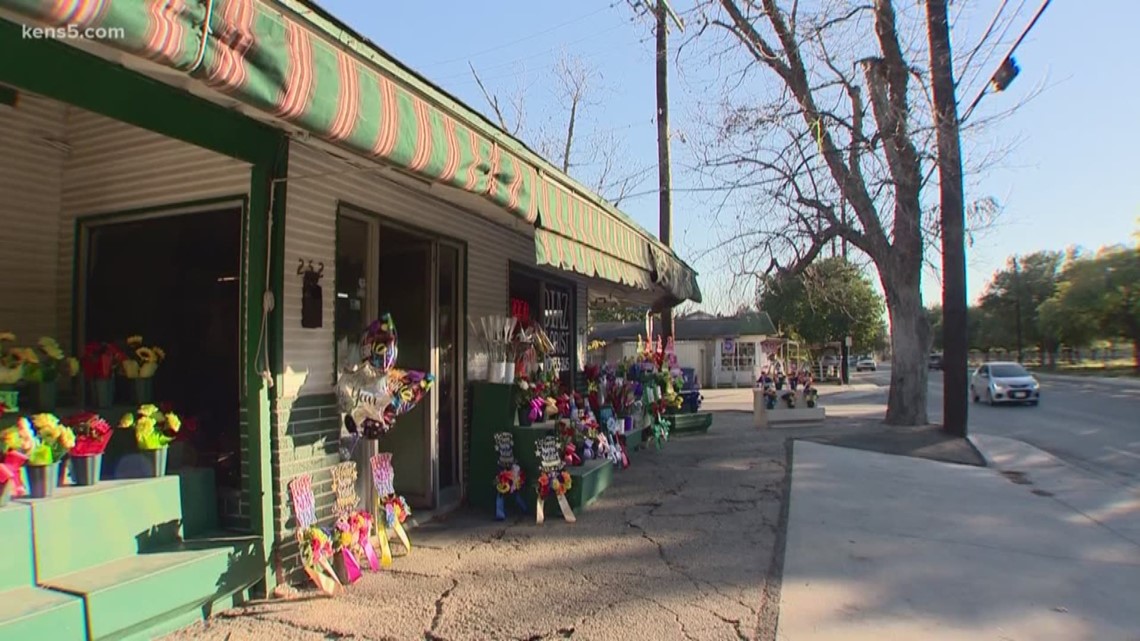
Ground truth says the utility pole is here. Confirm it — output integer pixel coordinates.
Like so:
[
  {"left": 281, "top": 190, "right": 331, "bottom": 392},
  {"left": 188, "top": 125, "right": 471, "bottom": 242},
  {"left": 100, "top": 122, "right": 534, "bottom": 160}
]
[
  {"left": 927, "top": 0, "right": 968, "bottom": 437},
  {"left": 653, "top": 0, "right": 682, "bottom": 341}
]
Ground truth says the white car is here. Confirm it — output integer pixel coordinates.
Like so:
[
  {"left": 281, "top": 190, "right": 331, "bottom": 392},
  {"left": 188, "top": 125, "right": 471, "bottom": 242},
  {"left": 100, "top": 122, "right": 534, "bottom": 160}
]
[
  {"left": 970, "top": 361, "right": 1040, "bottom": 406},
  {"left": 855, "top": 358, "right": 877, "bottom": 372}
]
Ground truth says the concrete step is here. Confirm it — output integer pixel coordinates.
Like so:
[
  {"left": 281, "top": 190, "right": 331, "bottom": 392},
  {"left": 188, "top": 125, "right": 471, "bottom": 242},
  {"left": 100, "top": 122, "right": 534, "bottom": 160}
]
[
  {"left": 43, "top": 535, "right": 261, "bottom": 641},
  {"left": 0, "top": 585, "right": 86, "bottom": 641}
]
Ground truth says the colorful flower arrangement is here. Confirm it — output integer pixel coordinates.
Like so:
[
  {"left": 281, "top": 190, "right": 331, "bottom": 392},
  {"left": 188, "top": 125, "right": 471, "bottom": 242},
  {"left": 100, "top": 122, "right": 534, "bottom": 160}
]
[
  {"left": 82, "top": 341, "right": 126, "bottom": 380},
  {"left": 119, "top": 404, "right": 181, "bottom": 450},
  {"left": 22, "top": 414, "right": 75, "bottom": 465},
  {"left": 497, "top": 467, "right": 525, "bottom": 494},
  {"left": 804, "top": 385, "right": 819, "bottom": 409},
  {"left": 65, "top": 412, "right": 113, "bottom": 457},
  {"left": 764, "top": 386, "right": 778, "bottom": 410},
  {"left": 536, "top": 469, "right": 572, "bottom": 499},
  {"left": 19, "top": 337, "right": 79, "bottom": 384},
  {"left": 120, "top": 335, "right": 165, "bottom": 379}
]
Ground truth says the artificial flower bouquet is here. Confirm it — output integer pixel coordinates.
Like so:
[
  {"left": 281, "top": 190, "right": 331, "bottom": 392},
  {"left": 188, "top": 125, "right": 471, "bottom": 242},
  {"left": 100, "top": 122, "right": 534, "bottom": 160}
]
[
  {"left": 65, "top": 412, "right": 113, "bottom": 457},
  {"left": 330, "top": 510, "right": 379, "bottom": 584},
  {"left": 119, "top": 404, "right": 181, "bottom": 450},
  {"left": 0, "top": 332, "right": 26, "bottom": 386},
  {"left": 24, "top": 414, "right": 75, "bottom": 466},
  {"left": 20, "top": 337, "right": 79, "bottom": 384},
  {"left": 0, "top": 405, "right": 32, "bottom": 500},
  {"left": 804, "top": 385, "right": 819, "bottom": 409},
  {"left": 82, "top": 341, "right": 126, "bottom": 380},
  {"left": 121, "top": 335, "right": 165, "bottom": 379}
]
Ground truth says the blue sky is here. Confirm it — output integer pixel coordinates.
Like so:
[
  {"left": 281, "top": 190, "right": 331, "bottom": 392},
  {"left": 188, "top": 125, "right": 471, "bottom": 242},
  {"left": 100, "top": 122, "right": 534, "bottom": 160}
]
[{"left": 314, "top": 0, "right": 1138, "bottom": 312}]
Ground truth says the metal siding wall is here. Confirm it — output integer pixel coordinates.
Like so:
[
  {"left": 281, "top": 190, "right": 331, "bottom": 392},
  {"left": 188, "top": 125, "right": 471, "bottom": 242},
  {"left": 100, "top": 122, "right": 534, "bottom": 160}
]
[
  {"left": 0, "top": 94, "right": 66, "bottom": 342},
  {"left": 59, "top": 106, "right": 252, "bottom": 352},
  {"left": 283, "top": 143, "right": 535, "bottom": 400}
]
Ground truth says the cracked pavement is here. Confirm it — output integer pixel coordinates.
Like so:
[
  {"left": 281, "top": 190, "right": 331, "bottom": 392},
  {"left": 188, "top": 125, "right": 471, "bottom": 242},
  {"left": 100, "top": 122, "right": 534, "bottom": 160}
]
[{"left": 164, "top": 411, "right": 789, "bottom": 641}]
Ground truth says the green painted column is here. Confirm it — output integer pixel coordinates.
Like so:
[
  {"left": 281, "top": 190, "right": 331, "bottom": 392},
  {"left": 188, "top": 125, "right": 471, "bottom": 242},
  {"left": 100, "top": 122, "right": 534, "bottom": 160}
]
[{"left": 245, "top": 142, "right": 288, "bottom": 594}]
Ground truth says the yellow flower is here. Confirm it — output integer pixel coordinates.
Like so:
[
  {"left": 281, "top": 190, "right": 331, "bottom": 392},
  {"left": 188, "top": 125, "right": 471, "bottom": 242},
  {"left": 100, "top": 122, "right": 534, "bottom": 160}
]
[
  {"left": 127, "top": 335, "right": 143, "bottom": 347},
  {"left": 119, "top": 414, "right": 135, "bottom": 428},
  {"left": 13, "top": 347, "right": 39, "bottom": 364},
  {"left": 38, "top": 337, "right": 64, "bottom": 360},
  {"left": 59, "top": 427, "right": 75, "bottom": 450},
  {"left": 165, "top": 412, "right": 181, "bottom": 432}
]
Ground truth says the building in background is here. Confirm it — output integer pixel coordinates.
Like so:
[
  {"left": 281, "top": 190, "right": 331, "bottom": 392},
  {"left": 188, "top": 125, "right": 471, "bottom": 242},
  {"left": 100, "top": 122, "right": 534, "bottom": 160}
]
[{"left": 590, "top": 312, "right": 777, "bottom": 387}]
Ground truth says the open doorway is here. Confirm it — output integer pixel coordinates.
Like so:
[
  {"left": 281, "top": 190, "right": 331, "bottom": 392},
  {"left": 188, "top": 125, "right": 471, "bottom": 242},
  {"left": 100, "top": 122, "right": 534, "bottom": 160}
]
[{"left": 81, "top": 205, "right": 242, "bottom": 489}]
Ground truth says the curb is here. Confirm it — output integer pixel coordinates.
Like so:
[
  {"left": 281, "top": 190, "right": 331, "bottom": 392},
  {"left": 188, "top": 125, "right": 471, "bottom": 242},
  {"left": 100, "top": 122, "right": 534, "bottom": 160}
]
[{"left": 967, "top": 434, "right": 997, "bottom": 468}]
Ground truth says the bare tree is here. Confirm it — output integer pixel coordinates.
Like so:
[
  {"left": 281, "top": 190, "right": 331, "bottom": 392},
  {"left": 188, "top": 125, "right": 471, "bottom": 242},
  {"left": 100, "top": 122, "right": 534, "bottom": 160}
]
[
  {"left": 685, "top": 0, "right": 1028, "bottom": 425},
  {"left": 470, "top": 53, "right": 654, "bottom": 206}
]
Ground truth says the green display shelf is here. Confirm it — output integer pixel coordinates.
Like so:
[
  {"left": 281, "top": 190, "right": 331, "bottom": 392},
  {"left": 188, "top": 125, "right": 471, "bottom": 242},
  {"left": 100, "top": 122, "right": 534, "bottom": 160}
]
[
  {"left": 666, "top": 412, "right": 714, "bottom": 436},
  {"left": 466, "top": 382, "right": 518, "bottom": 512}
]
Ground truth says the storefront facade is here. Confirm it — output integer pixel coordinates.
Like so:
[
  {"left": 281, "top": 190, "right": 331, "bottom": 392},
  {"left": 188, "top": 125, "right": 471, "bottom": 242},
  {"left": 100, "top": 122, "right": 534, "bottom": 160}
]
[{"left": 0, "top": 1, "right": 700, "bottom": 635}]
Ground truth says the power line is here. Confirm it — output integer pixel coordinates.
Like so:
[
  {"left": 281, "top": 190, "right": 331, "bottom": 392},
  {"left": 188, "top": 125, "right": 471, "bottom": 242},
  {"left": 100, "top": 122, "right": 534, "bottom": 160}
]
[{"left": 424, "top": 1, "right": 622, "bottom": 67}]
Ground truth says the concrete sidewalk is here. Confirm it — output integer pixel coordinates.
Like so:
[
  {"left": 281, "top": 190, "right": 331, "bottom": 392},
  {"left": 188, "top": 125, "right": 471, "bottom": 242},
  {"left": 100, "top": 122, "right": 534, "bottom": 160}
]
[{"left": 779, "top": 441, "right": 1140, "bottom": 641}]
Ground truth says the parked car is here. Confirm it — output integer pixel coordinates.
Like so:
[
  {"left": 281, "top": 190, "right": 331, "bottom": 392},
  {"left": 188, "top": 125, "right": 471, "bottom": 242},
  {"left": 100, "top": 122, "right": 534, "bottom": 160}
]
[
  {"left": 928, "top": 353, "right": 943, "bottom": 370},
  {"left": 970, "top": 361, "right": 1040, "bottom": 406},
  {"left": 855, "top": 357, "right": 877, "bottom": 372}
]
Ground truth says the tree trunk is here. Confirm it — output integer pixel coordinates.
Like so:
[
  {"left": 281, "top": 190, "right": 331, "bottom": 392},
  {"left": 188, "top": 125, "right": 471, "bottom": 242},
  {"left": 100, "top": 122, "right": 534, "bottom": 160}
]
[{"left": 882, "top": 270, "right": 930, "bottom": 426}]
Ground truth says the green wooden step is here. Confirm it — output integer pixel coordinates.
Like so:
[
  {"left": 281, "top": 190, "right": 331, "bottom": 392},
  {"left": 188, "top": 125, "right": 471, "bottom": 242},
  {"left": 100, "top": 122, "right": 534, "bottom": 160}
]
[
  {"left": 42, "top": 534, "right": 262, "bottom": 641},
  {"left": 24, "top": 477, "right": 184, "bottom": 582},
  {"left": 0, "top": 503, "right": 33, "bottom": 590},
  {"left": 665, "top": 412, "right": 714, "bottom": 435},
  {"left": 0, "top": 586, "right": 86, "bottom": 641}
]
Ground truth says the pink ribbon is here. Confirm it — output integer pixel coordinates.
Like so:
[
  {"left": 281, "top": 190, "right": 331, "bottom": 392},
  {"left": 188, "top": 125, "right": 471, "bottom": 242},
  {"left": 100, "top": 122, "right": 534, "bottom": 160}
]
[
  {"left": 339, "top": 548, "right": 362, "bottom": 584},
  {"left": 0, "top": 451, "right": 28, "bottom": 498}
]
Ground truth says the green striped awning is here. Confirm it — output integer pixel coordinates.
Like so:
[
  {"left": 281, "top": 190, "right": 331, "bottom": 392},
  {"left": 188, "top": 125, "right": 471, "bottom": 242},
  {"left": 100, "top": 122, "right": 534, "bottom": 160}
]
[
  {"left": 535, "top": 176, "right": 702, "bottom": 303},
  {"left": 534, "top": 228, "right": 653, "bottom": 291},
  {"left": 2, "top": 0, "right": 541, "bottom": 222},
  {"left": 0, "top": 0, "right": 701, "bottom": 303}
]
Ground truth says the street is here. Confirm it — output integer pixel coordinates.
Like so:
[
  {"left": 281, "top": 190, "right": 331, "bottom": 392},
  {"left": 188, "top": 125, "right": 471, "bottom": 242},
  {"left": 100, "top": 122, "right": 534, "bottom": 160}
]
[{"left": 853, "top": 367, "right": 1140, "bottom": 489}]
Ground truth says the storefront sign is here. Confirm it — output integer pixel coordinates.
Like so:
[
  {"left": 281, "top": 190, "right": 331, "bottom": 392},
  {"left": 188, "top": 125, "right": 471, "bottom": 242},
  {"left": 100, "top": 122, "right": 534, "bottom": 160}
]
[{"left": 543, "top": 284, "right": 572, "bottom": 376}]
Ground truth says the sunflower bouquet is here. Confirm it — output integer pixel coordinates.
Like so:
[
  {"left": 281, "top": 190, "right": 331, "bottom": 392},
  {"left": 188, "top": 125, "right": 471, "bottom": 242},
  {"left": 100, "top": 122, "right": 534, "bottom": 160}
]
[
  {"left": 20, "top": 337, "right": 79, "bottom": 384},
  {"left": 121, "top": 336, "right": 165, "bottom": 379},
  {"left": 0, "top": 332, "right": 25, "bottom": 386},
  {"left": 119, "top": 404, "right": 181, "bottom": 450}
]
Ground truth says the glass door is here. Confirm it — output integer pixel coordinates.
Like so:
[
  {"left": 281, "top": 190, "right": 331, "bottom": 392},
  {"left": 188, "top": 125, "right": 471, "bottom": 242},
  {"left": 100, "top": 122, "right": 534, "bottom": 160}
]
[{"left": 435, "top": 242, "right": 462, "bottom": 508}]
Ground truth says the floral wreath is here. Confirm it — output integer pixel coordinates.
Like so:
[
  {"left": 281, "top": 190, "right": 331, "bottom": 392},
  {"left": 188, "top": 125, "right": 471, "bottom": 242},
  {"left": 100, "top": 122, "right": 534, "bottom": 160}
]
[{"left": 536, "top": 469, "right": 572, "bottom": 499}]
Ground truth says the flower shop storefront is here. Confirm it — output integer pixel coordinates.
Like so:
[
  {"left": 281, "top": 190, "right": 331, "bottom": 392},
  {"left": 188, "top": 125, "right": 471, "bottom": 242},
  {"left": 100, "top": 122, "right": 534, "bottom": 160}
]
[
  {"left": 0, "top": 0, "right": 703, "bottom": 636},
  {"left": 0, "top": 20, "right": 285, "bottom": 641}
]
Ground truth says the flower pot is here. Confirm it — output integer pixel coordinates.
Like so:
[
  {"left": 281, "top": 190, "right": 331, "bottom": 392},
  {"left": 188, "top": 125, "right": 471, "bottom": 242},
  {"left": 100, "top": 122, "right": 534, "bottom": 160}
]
[
  {"left": 26, "top": 463, "right": 59, "bottom": 499},
  {"left": 33, "top": 380, "right": 58, "bottom": 412},
  {"left": 140, "top": 448, "right": 168, "bottom": 478},
  {"left": 89, "top": 379, "right": 114, "bottom": 409},
  {"left": 133, "top": 377, "right": 154, "bottom": 405},
  {"left": 517, "top": 405, "right": 533, "bottom": 427},
  {"left": 70, "top": 454, "right": 103, "bottom": 486}
]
